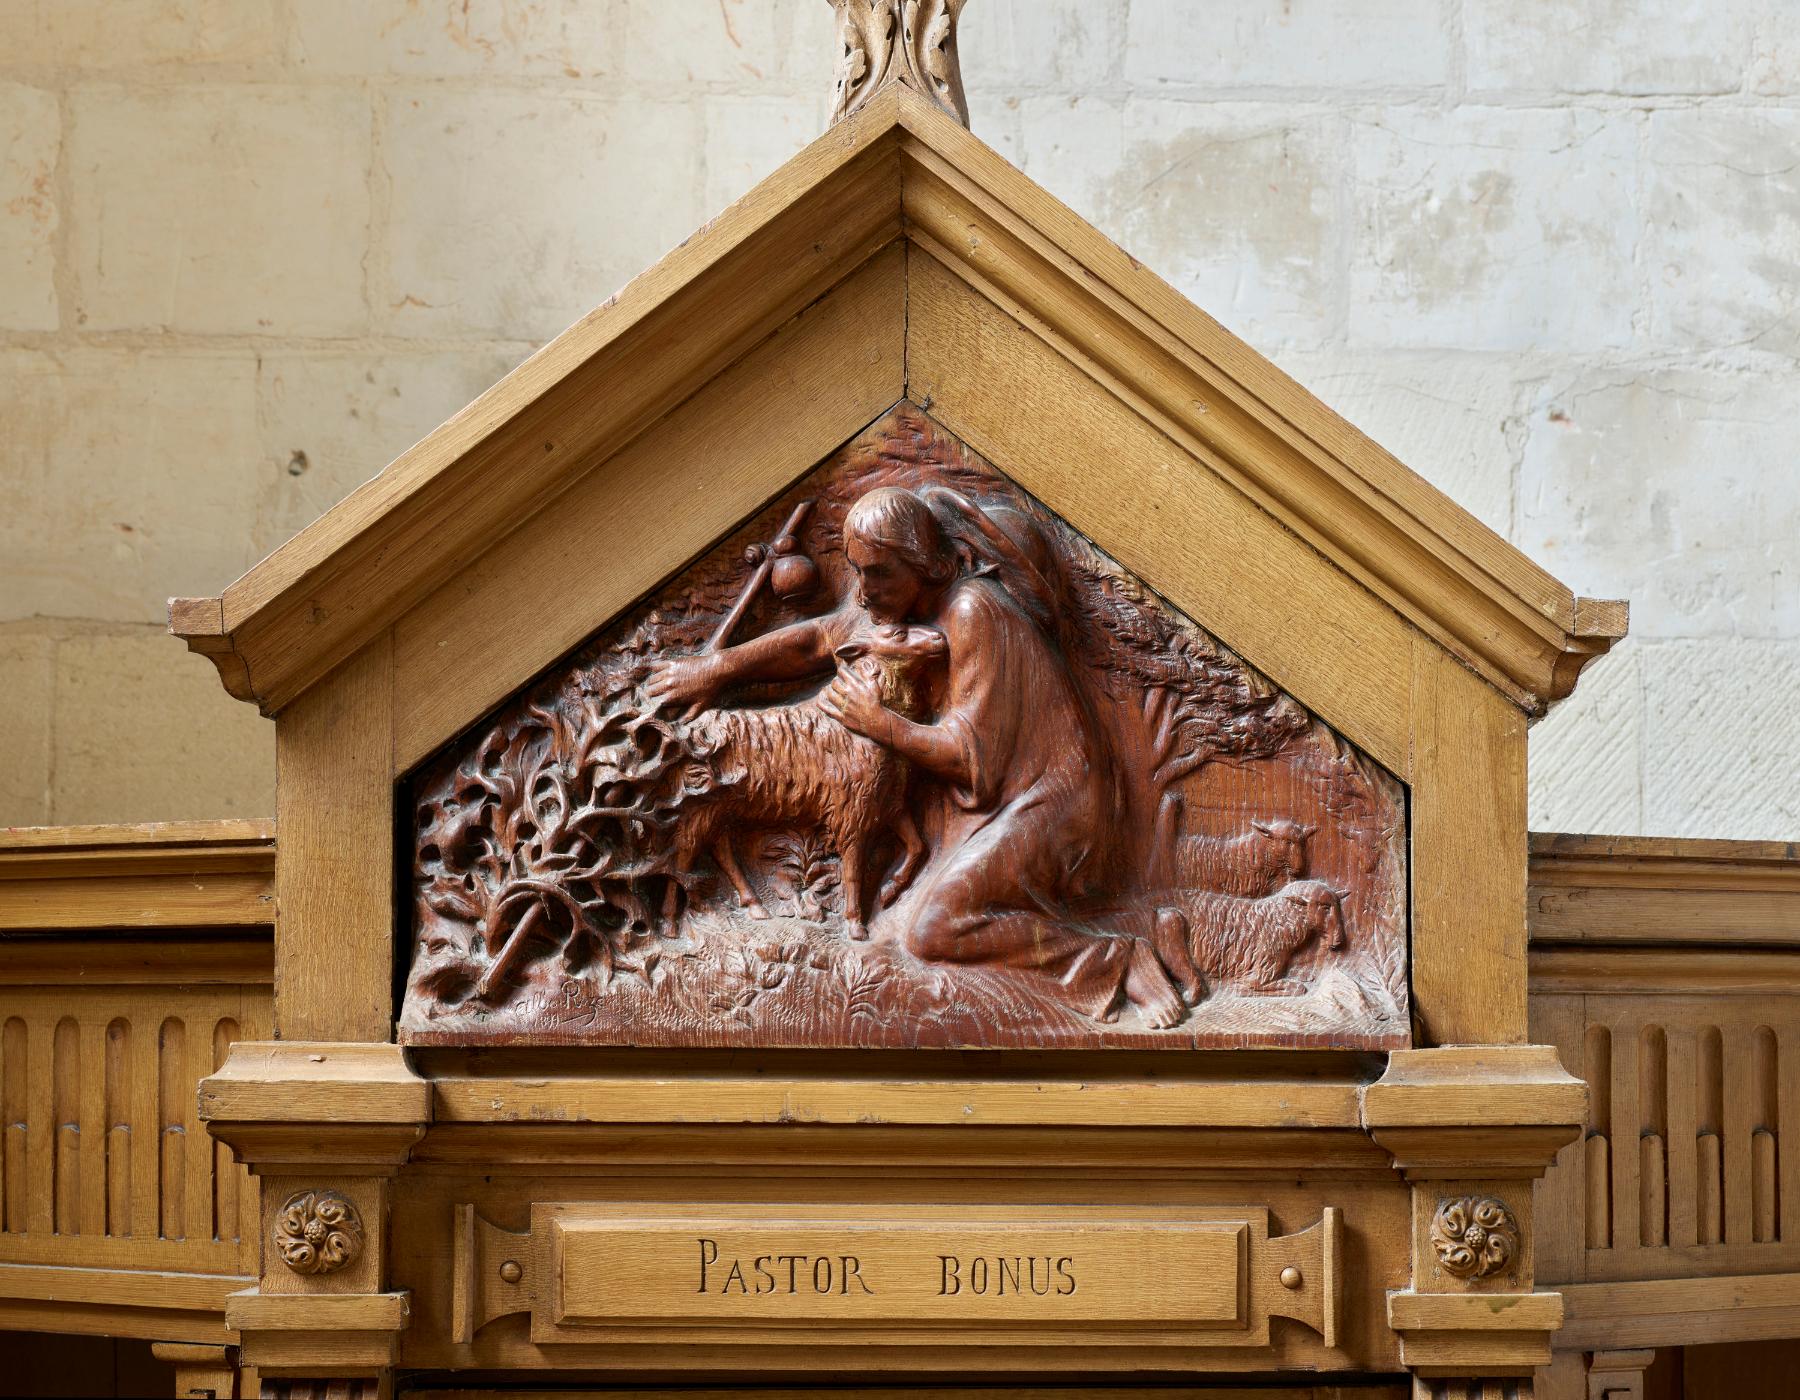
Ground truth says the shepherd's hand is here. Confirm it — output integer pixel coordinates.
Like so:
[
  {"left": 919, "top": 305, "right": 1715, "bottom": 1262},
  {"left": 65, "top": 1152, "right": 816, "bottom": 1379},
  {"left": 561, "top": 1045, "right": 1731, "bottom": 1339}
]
[
  {"left": 820, "top": 665, "right": 890, "bottom": 742},
  {"left": 645, "top": 653, "right": 723, "bottom": 719}
]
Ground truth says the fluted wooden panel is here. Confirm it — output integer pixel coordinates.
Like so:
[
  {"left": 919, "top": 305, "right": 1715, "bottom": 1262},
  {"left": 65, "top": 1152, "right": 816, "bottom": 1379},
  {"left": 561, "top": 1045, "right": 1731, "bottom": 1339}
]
[
  {"left": 1534, "top": 984, "right": 1799, "bottom": 1284},
  {"left": 0, "top": 984, "right": 268, "bottom": 1276}
]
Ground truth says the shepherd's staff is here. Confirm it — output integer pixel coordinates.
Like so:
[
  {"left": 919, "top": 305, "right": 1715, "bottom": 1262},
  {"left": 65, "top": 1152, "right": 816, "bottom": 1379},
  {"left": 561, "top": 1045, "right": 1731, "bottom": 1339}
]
[
  {"left": 475, "top": 499, "right": 819, "bottom": 1001},
  {"left": 706, "top": 499, "right": 816, "bottom": 652}
]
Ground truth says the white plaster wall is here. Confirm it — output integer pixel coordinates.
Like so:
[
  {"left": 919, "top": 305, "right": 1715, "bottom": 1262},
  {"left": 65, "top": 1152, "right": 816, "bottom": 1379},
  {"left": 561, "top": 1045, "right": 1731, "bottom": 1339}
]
[{"left": 1, "top": 0, "right": 1795, "bottom": 840}]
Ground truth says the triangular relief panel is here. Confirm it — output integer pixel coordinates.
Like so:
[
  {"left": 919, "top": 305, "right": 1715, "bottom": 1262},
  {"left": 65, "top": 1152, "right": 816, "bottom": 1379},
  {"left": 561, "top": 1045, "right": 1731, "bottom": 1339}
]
[{"left": 400, "top": 403, "right": 1408, "bottom": 1049}]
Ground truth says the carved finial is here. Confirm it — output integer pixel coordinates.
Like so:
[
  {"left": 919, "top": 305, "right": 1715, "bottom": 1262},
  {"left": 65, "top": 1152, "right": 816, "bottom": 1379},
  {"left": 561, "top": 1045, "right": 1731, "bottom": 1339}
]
[{"left": 829, "top": 0, "right": 969, "bottom": 129}]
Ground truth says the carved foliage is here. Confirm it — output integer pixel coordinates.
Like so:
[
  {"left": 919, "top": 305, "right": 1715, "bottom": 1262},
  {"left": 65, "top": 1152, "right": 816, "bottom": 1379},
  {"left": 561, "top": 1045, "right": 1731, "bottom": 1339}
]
[
  {"left": 399, "top": 405, "right": 1409, "bottom": 1051},
  {"left": 1430, "top": 1196, "right": 1520, "bottom": 1281},
  {"left": 272, "top": 1190, "right": 364, "bottom": 1276},
  {"left": 831, "top": 0, "right": 969, "bottom": 127}
]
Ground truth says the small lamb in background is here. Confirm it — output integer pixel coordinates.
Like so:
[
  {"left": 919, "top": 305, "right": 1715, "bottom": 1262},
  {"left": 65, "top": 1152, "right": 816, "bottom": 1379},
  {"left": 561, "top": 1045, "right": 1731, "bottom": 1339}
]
[{"left": 1170, "top": 816, "right": 1315, "bottom": 896}]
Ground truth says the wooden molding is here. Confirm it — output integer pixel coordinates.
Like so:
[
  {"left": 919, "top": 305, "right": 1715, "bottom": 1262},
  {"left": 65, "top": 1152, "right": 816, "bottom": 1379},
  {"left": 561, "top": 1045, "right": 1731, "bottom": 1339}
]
[
  {"left": 426, "top": 1069, "right": 1367, "bottom": 1132},
  {"left": 201, "top": 1042, "right": 429, "bottom": 1122},
  {"left": 0, "top": 819, "right": 274, "bottom": 932},
  {"left": 227, "top": 1288, "right": 408, "bottom": 1333},
  {"left": 170, "top": 88, "right": 911, "bottom": 720},
  {"left": 412, "top": 1122, "right": 1396, "bottom": 1175},
  {"left": 170, "top": 85, "right": 1621, "bottom": 727},
  {"left": 1529, "top": 832, "right": 1800, "bottom": 947},
  {"left": 891, "top": 92, "right": 1623, "bottom": 717},
  {"left": 1555, "top": 1271, "right": 1800, "bottom": 1350},
  {"left": 0, "top": 934, "right": 271, "bottom": 985},
  {"left": 1364, "top": 1048, "right": 1585, "bottom": 1179},
  {"left": 1528, "top": 945, "right": 1800, "bottom": 995},
  {"left": 201, "top": 1042, "right": 431, "bottom": 1173},
  {"left": 1388, "top": 1289, "right": 1563, "bottom": 1370}
]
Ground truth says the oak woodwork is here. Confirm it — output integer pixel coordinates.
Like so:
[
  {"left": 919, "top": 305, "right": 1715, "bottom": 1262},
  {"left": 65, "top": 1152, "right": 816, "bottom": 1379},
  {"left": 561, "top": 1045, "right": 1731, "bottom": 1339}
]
[
  {"left": 522, "top": 1202, "right": 1339, "bottom": 1349},
  {"left": 0, "top": 820, "right": 274, "bottom": 932},
  {"left": 390, "top": 240, "right": 908, "bottom": 774},
  {"left": 150, "top": 1341, "right": 247, "bottom": 1400},
  {"left": 0, "top": 823, "right": 272, "bottom": 1353},
  {"left": 1530, "top": 836, "right": 1800, "bottom": 1381},
  {"left": 1529, "top": 839, "right": 1800, "bottom": 1295},
  {"left": 905, "top": 249, "right": 1530, "bottom": 1046},
  {"left": 1431, "top": 1197, "right": 1521, "bottom": 1281},
  {"left": 113, "top": 41, "right": 1701, "bottom": 1399},
  {"left": 274, "top": 637, "right": 393, "bottom": 1043},
  {"left": 401, "top": 1392, "right": 1406, "bottom": 1400},
  {"left": 270, "top": 1189, "right": 363, "bottom": 1276},
  {"left": 1529, "top": 834, "right": 1800, "bottom": 947}
]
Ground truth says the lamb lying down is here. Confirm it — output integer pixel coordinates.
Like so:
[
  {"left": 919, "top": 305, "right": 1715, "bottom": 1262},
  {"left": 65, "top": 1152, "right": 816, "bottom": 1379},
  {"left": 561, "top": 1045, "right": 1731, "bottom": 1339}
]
[{"left": 1150, "top": 878, "right": 1347, "bottom": 1003}]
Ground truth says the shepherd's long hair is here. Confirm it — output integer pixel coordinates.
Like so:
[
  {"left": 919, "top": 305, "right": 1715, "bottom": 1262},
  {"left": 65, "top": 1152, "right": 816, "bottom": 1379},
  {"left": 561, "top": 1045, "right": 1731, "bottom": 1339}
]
[{"left": 843, "top": 486, "right": 959, "bottom": 585}]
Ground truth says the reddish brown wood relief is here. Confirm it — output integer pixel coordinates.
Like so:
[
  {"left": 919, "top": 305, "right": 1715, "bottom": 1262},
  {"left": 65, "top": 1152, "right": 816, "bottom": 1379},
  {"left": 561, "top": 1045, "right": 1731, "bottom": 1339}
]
[{"left": 399, "top": 404, "right": 1408, "bottom": 1049}]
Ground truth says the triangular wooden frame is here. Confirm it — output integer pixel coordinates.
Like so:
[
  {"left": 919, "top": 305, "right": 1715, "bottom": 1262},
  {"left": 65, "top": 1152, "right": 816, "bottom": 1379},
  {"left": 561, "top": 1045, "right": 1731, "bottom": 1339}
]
[
  {"left": 166, "top": 83, "right": 1628, "bottom": 1053},
  {"left": 172, "top": 84, "right": 1622, "bottom": 733}
]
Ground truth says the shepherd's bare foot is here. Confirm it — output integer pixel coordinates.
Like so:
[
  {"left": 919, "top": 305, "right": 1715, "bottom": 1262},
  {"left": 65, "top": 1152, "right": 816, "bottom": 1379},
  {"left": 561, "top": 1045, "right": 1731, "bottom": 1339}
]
[
  {"left": 847, "top": 921, "right": 870, "bottom": 942},
  {"left": 1150, "top": 907, "right": 1204, "bottom": 1005},
  {"left": 745, "top": 901, "right": 770, "bottom": 921},
  {"left": 1125, "top": 940, "right": 1186, "bottom": 1029}
]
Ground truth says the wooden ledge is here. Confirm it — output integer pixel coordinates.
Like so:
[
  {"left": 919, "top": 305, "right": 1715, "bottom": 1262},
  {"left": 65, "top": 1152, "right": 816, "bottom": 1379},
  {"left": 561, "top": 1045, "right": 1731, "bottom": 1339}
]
[
  {"left": 226, "top": 1288, "right": 408, "bottom": 1333},
  {"left": 1389, "top": 1290, "right": 1563, "bottom": 1371},
  {"left": 1555, "top": 1272, "right": 1800, "bottom": 1350},
  {"left": 1530, "top": 831, "right": 1800, "bottom": 947},
  {"left": 1362, "top": 1047, "right": 1585, "bottom": 1179},
  {"left": 428, "top": 1072, "right": 1366, "bottom": 1131},
  {"left": 1361, "top": 1047, "right": 1586, "bottom": 1129},
  {"left": 200, "top": 1041, "right": 427, "bottom": 1119},
  {"left": 411, "top": 1122, "right": 1394, "bottom": 1174},
  {"left": 0, "top": 819, "right": 274, "bottom": 932},
  {"left": 1388, "top": 1290, "right": 1564, "bottom": 1333}
]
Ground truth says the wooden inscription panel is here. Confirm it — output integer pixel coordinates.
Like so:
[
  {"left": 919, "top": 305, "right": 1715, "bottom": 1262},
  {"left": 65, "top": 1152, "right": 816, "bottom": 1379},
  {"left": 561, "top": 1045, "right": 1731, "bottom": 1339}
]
[
  {"left": 549, "top": 1218, "right": 1242, "bottom": 1329},
  {"left": 401, "top": 403, "right": 1408, "bottom": 1049},
  {"left": 525, "top": 1202, "right": 1333, "bottom": 1349}
]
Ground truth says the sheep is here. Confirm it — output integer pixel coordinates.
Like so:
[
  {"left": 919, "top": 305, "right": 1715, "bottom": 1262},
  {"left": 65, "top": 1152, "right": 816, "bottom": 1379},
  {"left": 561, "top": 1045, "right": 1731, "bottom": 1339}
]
[
  {"left": 1150, "top": 878, "right": 1346, "bottom": 1003},
  {"left": 669, "top": 622, "right": 946, "bottom": 941},
  {"left": 1170, "top": 817, "right": 1314, "bottom": 896}
]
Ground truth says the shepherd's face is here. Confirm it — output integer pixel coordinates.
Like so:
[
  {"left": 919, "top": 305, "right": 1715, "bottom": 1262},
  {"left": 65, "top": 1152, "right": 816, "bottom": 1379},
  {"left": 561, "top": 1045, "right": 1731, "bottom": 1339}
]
[{"left": 846, "top": 536, "right": 927, "bottom": 623}]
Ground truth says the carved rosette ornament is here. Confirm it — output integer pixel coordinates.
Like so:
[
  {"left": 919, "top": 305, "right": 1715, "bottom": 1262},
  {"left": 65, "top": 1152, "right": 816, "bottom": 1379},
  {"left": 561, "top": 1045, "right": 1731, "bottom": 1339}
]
[
  {"left": 830, "top": 0, "right": 969, "bottom": 128},
  {"left": 1429, "top": 1195, "right": 1519, "bottom": 1280},
  {"left": 272, "top": 1190, "right": 364, "bottom": 1276}
]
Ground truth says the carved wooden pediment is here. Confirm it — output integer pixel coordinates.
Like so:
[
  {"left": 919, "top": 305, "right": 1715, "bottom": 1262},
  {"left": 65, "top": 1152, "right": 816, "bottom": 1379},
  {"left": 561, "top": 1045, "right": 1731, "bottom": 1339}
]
[
  {"left": 166, "top": 82, "right": 1627, "bottom": 1057},
  {"left": 400, "top": 405, "right": 1407, "bottom": 1050}
]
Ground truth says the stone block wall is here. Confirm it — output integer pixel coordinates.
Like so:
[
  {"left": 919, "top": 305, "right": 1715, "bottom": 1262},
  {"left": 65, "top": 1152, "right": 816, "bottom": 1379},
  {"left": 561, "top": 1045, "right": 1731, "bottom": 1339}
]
[{"left": 1, "top": 0, "right": 1795, "bottom": 839}]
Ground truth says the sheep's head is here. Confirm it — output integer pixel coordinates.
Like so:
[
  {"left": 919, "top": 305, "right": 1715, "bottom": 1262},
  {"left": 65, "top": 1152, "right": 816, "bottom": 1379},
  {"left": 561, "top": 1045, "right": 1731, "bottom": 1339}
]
[
  {"left": 1281, "top": 879, "right": 1347, "bottom": 950},
  {"left": 1252, "top": 817, "right": 1315, "bottom": 878},
  {"left": 834, "top": 624, "right": 947, "bottom": 710}
]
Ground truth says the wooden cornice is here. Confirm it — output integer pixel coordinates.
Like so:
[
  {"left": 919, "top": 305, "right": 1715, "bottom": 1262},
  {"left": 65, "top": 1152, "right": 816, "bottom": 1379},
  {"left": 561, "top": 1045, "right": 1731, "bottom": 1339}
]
[
  {"left": 171, "top": 84, "right": 1623, "bottom": 724},
  {"left": 1529, "top": 831, "right": 1800, "bottom": 947},
  {"left": 889, "top": 89, "right": 1624, "bottom": 717},
  {"left": 0, "top": 819, "right": 275, "bottom": 932},
  {"left": 171, "top": 88, "right": 914, "bottom": 719}
]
